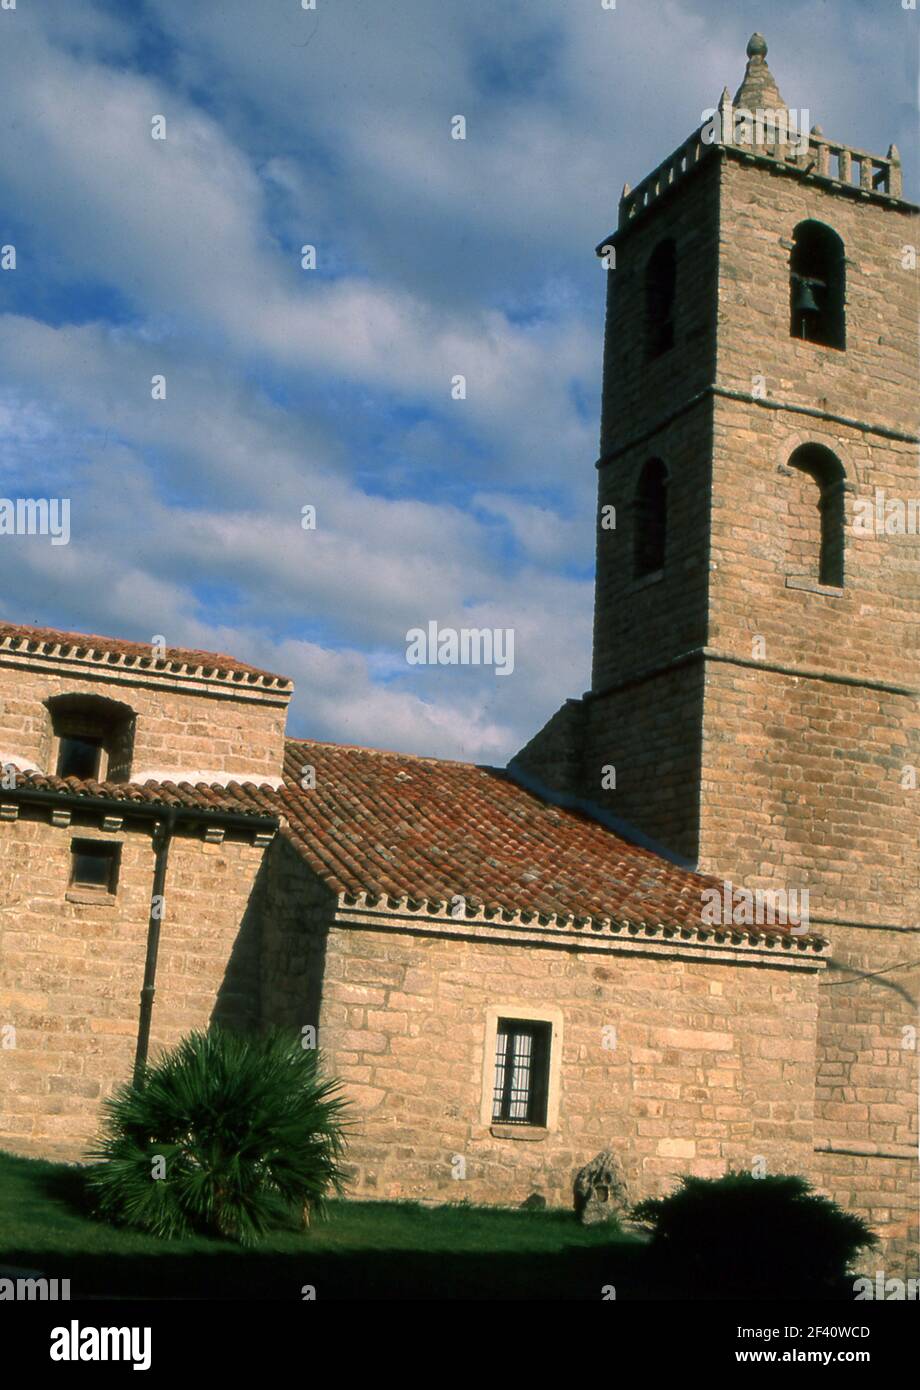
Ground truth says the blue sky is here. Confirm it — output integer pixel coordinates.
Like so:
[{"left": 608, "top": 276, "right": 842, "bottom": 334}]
[{"left": 0, "top": 0, "right": 915, "bottom": 761}]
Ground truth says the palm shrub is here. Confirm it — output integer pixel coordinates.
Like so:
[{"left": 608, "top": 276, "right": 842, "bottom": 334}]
[
  {"left": 87, "top": 1027, "right": 349, "bottom": 1244},
  {"left": 632, "top": 1172, "right": 876, "bottom": 1297}
]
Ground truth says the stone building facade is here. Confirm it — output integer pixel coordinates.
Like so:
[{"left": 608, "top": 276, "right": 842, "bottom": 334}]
[
  {"left": 0, "top": 625, "right": 288, "bottom": 1152},
  {"left": 0, "top": 35, "right": 916, "bottom": 1279}
]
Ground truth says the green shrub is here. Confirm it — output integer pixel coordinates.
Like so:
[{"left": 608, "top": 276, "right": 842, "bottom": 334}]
[
  {"left": 633, "top": 1171, "right": 876, "bottom": 1297},
  {"left": 87, "top": 1027, "right": 349, "bottom": 1245}
]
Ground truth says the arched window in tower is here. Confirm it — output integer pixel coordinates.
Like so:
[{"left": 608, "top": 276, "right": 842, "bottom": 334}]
[
  {"left": 645, "top": 239, "right": 676, "bottom": 358},
  {"left": 787, "top": 444, "right": 847, "bottom": 588},
  {"left": 634, "top": 458, "right": 668, "bottom": 578},
  {"left": 789, "top": 221, "right": 846, "bottom": 349}
]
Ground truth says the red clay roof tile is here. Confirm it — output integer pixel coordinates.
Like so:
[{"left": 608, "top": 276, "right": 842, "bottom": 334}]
[
  {"left": 9, "top": 769, "right": 278, "bottom": 818},
  {"left": 275, "top": 739, "right": 814, "bottom": 937}
]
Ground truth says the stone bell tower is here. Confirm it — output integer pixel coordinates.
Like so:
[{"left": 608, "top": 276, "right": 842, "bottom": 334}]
[
  {"left": 515, "top": 33, "right": 919, "bottom": 1271},
  {"left": 582, "top": 30, "right": 920, "bottom": 920}
]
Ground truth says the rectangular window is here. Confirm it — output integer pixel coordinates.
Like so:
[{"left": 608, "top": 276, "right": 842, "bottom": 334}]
[
  {"left": 70, "top": 840, "right": 120, "bottom": 893},
  {"left": 57, "top": 735, "right": 103, "bottom": 780},
  {"left": 492, "top": 1019, "right": 551, "bottom": 1126}
]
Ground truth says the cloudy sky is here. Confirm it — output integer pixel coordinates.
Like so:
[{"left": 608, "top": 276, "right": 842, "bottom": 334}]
[{"left": 1, "top": 0, "right": 915, "bottom": 762}]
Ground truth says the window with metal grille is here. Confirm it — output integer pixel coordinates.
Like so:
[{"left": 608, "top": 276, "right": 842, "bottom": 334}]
[
  {"left": 70, "top": 840, "right": 120, "bottom": 893},
  {"left": 492, "top": 1019, "right": 551, "bottom": 1126}
]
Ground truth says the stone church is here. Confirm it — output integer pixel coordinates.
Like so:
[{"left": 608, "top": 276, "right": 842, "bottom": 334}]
[{"left": 1, "top": 37, "right": 917, "bottom": 1275}]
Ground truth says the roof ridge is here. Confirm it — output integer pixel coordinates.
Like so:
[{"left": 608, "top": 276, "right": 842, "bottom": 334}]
[{"left": 284, "top": 735, "right": 490, "bottom": 770}]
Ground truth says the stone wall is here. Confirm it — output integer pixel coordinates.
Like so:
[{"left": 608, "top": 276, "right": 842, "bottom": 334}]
[
  {"left": 259, "top": 832, "right": 337, "bottom": 1041},
  {"left": 313, "top": 914, "right": 821, "bottom": 1210},
  {"left": 0, "top": 653, "right": 289, "bottom": 785},
  {"left": 0, "top": 806, "right": 268, "bottom": 1157},
  {"left": 582, "top": 649, "right": 707, "bottom": 866},
  {"left": 697, "top": 663, "right": 919, "bottom": 929},
  {"left": 811, "top": 921, "right": 919, "bottom": 1281},
  {"left": 592, "top": 158, "right": 717, "bottom": 710},
  {"left": 715, "top": 156, "right": 917, "bottom": 437},
  {"left": 511, "top": 698, "right": 587, "bottom": 801},
  {"left": 597, "top": 155, "right": 720, "bottom": 460},
  {"left": 704, "top": 161, "right": 919, "bottom": 1278},
  {"left": 813, "top": 1150, "right": 917, "bottom": 1283}
]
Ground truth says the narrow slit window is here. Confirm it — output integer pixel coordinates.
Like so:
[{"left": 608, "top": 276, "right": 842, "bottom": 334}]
[
  {"left": 787, "top": 444, "right": 846, "bottom": 588},
  {"left": 634, "top": 458, "right": 668, "bottom": 578},
  {"left": 492, "top": 1019, "right": 551, "bottom": 1126},
  {"left": 645, "top": 239, "right": 676, "bottom": 358}
]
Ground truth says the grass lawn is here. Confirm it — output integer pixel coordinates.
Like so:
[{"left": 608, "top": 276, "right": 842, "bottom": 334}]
[{"left": 0, "top": 1150, "right": 650, "bottom": 1300}]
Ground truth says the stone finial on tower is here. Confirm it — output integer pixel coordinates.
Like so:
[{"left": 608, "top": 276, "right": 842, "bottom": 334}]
[
  {"left": 717, "top": 86, "right": 734, "bottom": 145},
  {"left": 734, "top": 32, "right": 787, "bottom": 112},
  {"left": 887, "top": 144, "right": 902, "bottom": 197}
]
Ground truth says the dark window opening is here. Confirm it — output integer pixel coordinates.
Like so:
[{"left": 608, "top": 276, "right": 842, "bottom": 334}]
[
  {"left": 788, "top": 444, "right": 846, "bottom": 587},
  {"left": 70, "top": 840, "right": 120, "bottom": 893},
  {"left": 790, "top": 221, "right": 846, "bottom": 349},
  {"left": 492, "top": 1019, "right": 551, "bottom": 1126},
  {"left": 57, "top": 734, "right": 103, "bottom": 780},
  {"left": 645, "top": 239, "right": 676, "bottom": 359},
  {"left": 634, "top": 458, "right": 668, "bottom": 578},
  {"left": 48, "top": 694, "right": 135, "bottom": 783}
]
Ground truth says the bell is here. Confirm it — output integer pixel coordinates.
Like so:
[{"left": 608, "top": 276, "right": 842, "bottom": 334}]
[{"left": 792, "top": 277, "right": 822, "bottom": 315}]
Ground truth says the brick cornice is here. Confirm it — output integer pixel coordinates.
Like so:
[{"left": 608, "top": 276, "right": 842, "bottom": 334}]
[
  {"left": 596, "top": 385, "right": 919, "bottom": 471},
  {"left": 815, "top": 1140, "right": 916, "bottom": 1161},
  {"left": 0, "top": 632, "right": 292, "bottom": 700},
  {"left": 588, "top": 645, "right": 920, "bottom": 702},
  {"left": 0, "top": 647, "right": 291, "bottom": 706},
  {"left": 334, "top": 892, "right": 829, "bottom": 966}
]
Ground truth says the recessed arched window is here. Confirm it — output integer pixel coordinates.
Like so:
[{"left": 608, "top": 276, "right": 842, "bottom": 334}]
[
  {"left": 634, "top": 458, "right": 668, "bottom": 578},
  {"left": 46, "top": 693, "right": 136, "bottom": 783},
  {"left": 645, "top": 239, "right": 676, "bottom": 358},
  {"left": 787, "top": 444, "right": 846, "bottom": 587},
  {"left": 790, "top": 221, "right": 846, "bottom": 349}
]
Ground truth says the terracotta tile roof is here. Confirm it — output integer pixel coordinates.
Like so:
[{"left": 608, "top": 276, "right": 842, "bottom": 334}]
[
  {"left": 276, "top": 740, "right": 824, "bottom": 943},
  {"left": 4, "top": 741, "right": 826, "bottom": 947},
  {"left": 0, "top": 621, "right": 291, "bottom": 688},
  {"left": 7, "top": 769, "right": 279, "bottom": 819}
]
